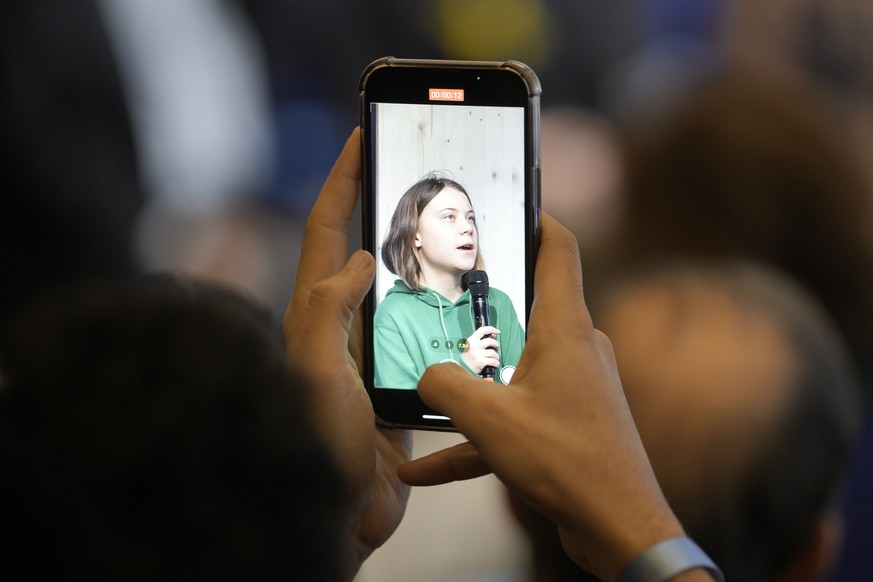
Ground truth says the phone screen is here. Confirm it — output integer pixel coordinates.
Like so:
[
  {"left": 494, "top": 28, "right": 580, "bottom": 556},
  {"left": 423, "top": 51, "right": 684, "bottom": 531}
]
[{"left": 361, "top": 59, "right": 540, "bottom": 429}]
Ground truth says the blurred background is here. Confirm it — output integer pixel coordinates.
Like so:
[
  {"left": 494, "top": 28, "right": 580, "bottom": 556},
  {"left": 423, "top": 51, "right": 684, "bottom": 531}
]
[{"left": 4, "top": 1, "right": 873, "bottom": 581}]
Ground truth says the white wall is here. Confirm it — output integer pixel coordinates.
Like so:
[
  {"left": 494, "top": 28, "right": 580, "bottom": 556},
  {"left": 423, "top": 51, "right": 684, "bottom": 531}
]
[{"left": 353, "top": 431, "right": 530, "bottom": 582}]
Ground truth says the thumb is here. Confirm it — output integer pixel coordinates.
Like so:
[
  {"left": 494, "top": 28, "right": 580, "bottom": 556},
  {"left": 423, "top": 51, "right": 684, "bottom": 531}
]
[{"left": 288, "top": 250, "right": 375, "bottom": 356}]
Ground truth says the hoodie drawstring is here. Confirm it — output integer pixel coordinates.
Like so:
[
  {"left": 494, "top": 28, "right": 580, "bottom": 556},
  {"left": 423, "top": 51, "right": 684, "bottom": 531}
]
[{"left": 431, "top": 291, "right": 457, "bottom": 363}]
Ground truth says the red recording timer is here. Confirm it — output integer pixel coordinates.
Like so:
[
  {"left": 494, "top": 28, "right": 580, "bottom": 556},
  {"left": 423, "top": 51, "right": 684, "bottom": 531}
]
[{"left": 429, "top": 88, "right": 465, "bottom": 102}]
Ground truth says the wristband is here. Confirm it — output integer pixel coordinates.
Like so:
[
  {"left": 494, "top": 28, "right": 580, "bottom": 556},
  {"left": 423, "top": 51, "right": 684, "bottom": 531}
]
[{"left": 616, "top": 537, "right": 724, "bottom": 582}]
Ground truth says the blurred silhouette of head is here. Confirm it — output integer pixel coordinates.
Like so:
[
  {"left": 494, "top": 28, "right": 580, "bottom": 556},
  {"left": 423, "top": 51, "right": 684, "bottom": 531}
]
[
  {"left": 0, "top": 275, "right": 345, "bottom": 580},
  {"left": 611, "top": 69, "right": 873, "bottom": 394},
  {"left": 595, "top": 261, "right": 860, "bottom": 582},
  {"left": 513, "top": 261, "right": 860, "bottom": 582}
]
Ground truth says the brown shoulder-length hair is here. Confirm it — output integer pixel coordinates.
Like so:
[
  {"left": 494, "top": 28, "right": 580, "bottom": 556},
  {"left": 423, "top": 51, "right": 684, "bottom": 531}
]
[{"left": 381, "top": 174, "right": 484, "bottom": 291}]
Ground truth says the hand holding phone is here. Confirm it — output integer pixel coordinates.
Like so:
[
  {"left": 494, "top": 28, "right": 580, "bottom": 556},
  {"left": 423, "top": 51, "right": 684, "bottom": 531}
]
[
  {"left": 360, "top": 57, "right": 541, "bottom": 430},
  {"left": 285, "top": 128, "right": 411, "bottom": 577},
  {"left": 398, "top": 216, "right": 693, "bottom": 582}
]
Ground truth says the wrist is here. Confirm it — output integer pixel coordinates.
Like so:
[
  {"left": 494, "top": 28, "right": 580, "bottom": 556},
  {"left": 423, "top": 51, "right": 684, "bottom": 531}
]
[
  {"left": 563, "top": 503, "right": 688, "bottom": 581},
  {"left": 458, "top": 353, "right": 478, "bottom": 375},
  {"left": 616, "top": 537, "right": 723, "bottom": 582}
]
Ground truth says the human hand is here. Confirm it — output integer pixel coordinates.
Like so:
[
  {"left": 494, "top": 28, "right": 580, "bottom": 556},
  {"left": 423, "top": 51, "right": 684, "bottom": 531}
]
[
  {"left": 461, "top": 325, "right": 500, "bottom": 374},
  {"left": 285, "top": 128, "right": 411, "bottom": 579},
  {"left": 398, "top": 215, "right": 687, "bottom": 581}
]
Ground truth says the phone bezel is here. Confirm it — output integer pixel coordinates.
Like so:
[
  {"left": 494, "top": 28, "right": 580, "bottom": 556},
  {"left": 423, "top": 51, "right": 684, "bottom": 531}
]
[{"left": 360, "top": 57, "right": 541, "bottom": 430}]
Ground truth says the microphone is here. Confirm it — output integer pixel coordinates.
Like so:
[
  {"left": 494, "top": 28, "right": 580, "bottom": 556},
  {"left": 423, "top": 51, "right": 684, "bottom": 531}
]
[{"left": 465, "top": 270, "right": 496, "bottom": 380}]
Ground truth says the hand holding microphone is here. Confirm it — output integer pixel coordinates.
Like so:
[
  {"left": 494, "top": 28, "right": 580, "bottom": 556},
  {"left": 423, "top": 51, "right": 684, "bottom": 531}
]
[{"left": 462, "top": 325, "right": 501, "bottom": 376}]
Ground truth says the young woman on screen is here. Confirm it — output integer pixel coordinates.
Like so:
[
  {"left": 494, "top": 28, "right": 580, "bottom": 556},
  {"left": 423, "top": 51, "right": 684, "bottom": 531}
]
[{"left": 374, "top": 175, "right": 524, "bottom": 389}]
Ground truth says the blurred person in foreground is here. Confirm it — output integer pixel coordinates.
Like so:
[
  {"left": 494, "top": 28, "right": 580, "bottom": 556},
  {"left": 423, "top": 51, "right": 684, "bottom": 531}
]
[
  {"left": 596, "top": 263, "right": 860, "bottom": 581},
  {"left": 512, "top": 261, "right": 859, "bottom": 582},
  {"left": 602, "top": 69, "right": 873, "bottom": 582},
  {"left": 0, "top": 276, "right": 348, "bottom": 580}
]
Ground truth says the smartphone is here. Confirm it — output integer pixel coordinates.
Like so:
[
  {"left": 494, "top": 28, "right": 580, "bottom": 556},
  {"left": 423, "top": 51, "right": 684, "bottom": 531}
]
[{"left": 360, "top": 57, "right": 541, "bottom": 430}]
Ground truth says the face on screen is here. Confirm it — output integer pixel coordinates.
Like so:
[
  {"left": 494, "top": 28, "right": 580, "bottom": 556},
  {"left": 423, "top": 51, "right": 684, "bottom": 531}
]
[{"left": 413, "top": 186, "right": 479, "bottom": 283}]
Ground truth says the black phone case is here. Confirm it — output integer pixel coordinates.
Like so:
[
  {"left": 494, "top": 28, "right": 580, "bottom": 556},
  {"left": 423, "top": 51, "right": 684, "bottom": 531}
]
[{"left": 360, "top": 57, "right": 541, "bottom": 430}]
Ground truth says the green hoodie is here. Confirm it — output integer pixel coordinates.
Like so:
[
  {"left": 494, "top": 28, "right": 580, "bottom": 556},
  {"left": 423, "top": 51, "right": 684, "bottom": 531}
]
[{"left": 374, "top": 279, "right": 525, "bottom": 389}]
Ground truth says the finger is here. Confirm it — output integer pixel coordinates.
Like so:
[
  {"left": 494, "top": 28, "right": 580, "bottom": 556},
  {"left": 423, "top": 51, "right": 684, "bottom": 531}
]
[
  {"left": 525, "top": 214, "right": 593, "bottom": 357},
  {"left": 289, "top": 128, "right": 362, "bottom": 320},
  {"left": 532, "top": 214, "right": 587, "bottom": 319},
  {"left": 397, "top": 442, "right": 491, "bottom": 486},
  {"left": 417, "top": 362, "right": 509, "bottom": 441},
  {"left": 481, "top": 339, "right": 499, "bottom": 350},
  {"left": 292, "top": 250, "right": 375, "bottom": 361},
  {"left": 472, "top": 326, "right": 500, "bottom": 340}
]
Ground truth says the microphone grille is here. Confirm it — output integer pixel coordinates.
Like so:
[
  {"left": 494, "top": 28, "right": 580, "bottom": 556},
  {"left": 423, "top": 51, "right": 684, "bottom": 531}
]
[{"left": 465, "top": 270, "right": 489, "bottom": 297}]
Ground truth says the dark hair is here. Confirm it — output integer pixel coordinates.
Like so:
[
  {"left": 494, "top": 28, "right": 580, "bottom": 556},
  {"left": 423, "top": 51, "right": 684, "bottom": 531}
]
[
  {"left": 612, "top": 69, "right": 873, "bottom": 397},
  {"left": 381, "top": 174, "right": 483, "bottom": 291},
  {"left": 697, "top": 263, "right": 860, "bottom": 582},
  {"left": 594, "top": 261, "right": 861, "bottom": 582},
  {"left": 0, "top": 275, "right": 345, "bottom": 580}
]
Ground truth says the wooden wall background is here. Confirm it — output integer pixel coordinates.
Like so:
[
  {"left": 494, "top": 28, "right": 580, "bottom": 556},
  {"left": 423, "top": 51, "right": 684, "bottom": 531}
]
[{"left": 373, "top": 102, "right": 526, "bottom": 328}]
